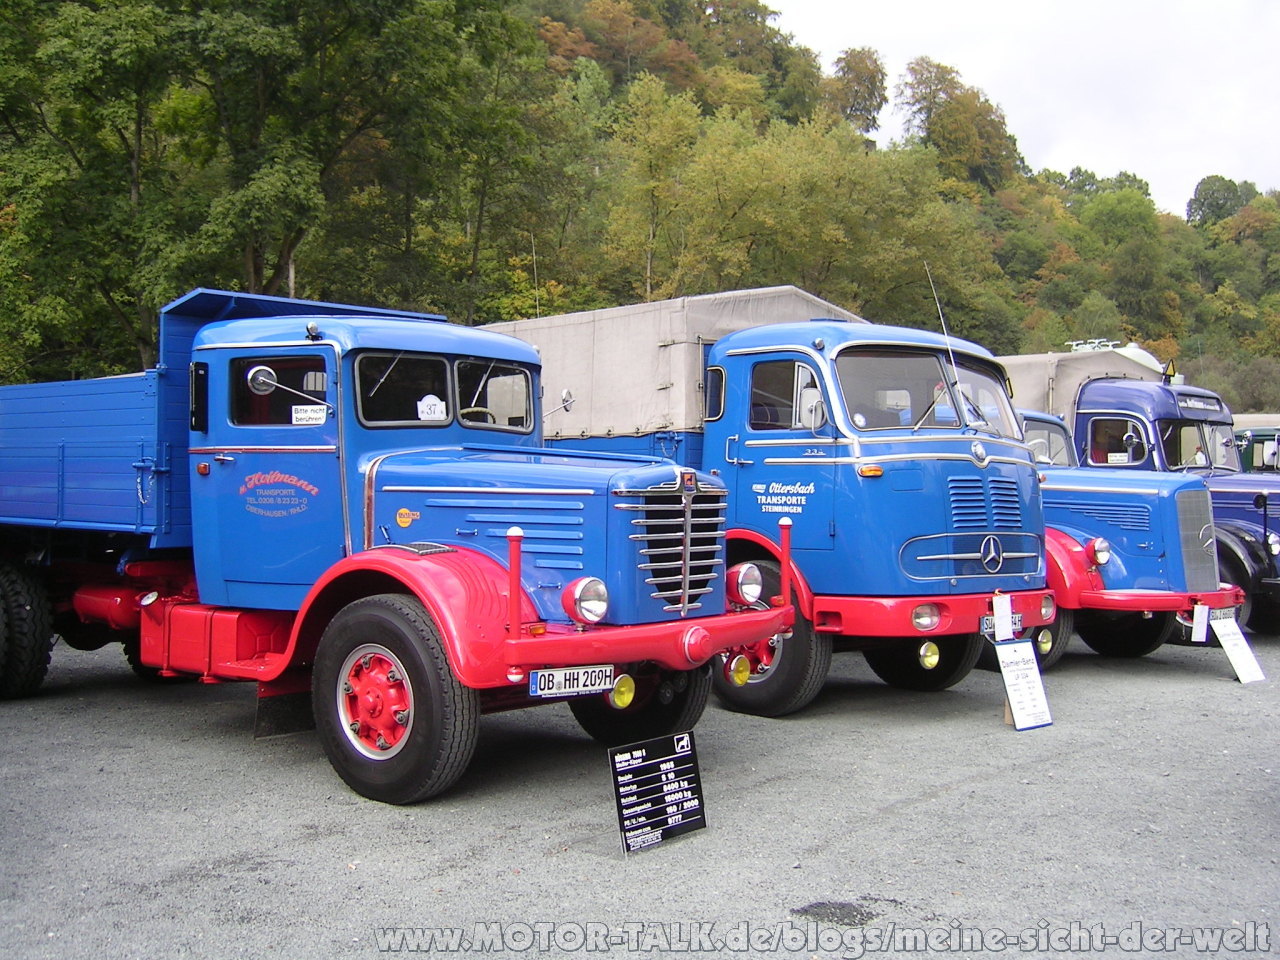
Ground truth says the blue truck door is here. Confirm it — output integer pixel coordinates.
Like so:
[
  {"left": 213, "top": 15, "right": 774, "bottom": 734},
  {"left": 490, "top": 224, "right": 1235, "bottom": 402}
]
[
  {"left": 734, "top": 359, "right": 836, "bottom": 551},
  {"left": 190, "top": 346, "right": 345, "bottom": 608}
]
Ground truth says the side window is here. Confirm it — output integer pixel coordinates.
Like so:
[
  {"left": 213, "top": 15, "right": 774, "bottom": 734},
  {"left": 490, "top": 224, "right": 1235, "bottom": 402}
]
[
  {"left": 231, "top": 356, "right": 328, "bottom": 426},
  {"left": 748, "top": 361, "right": 821, "bottom": 431},
  {"left": 1087, "top": 417, "right": 1144, "bottom": 466},
  {"left": 358, "top": 353, "right": 450, "bottom": 426}
]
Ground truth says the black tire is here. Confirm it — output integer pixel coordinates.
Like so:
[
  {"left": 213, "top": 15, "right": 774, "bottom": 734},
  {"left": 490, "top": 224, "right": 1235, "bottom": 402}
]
[
  {"left": 1076, "top": 610, "right": 1176, "bottom": 657},
  {"left": 863, "top": 633, "right": 983, "bottom": 691},
  {"left": 570, "top": 664, "right": 711, "bottom": 747},
  {"left": 710, "top": 560, "right": 831, "bottom": 717},
  {"left": 0, "top": 564, "right": 54, "bottom": 700},
  {"left": 976, "top": 608, "right": 1074, "bottom": 672},
  {"left": 312, "top": 594, "right": 479, "bottom": 804}
]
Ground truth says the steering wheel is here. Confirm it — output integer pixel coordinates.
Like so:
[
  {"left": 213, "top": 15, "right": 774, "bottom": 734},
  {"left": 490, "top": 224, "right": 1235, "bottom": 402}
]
[{"left": 461, "top": 406, "right": 496, "bottom": 424}]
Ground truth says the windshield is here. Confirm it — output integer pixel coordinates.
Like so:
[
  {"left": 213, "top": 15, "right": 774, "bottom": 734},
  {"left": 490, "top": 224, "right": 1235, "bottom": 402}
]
[
  {"left": 1023, "top": 418, "right": 1077, "bottom": 466},
  {"left": 1157, "top": 419, "right": 1240, "bottom": 471},
  {"left": 355, "top": 351, "right": 533, "bottom": 432},
  {"left": 834, "top": 349, "right": 1021, "bottom": 439}
]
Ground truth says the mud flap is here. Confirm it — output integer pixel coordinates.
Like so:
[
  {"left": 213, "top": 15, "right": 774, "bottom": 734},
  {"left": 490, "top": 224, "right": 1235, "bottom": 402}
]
[{"left": 254, "top": 672, "right": 315, "bottom": 738}]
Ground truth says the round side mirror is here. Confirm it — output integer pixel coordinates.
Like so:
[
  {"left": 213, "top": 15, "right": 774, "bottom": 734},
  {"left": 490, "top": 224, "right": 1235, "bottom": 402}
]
[{"left": 246, "top": 365, "right": 278, "bottom": 395}]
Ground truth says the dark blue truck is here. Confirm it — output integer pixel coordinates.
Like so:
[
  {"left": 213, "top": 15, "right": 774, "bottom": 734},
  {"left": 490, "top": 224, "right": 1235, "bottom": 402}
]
[
  {"left": 1004, "top": 347, "right": 1280, "bottom": 631},
  {"left": 492, "top": 288, "right": 1058, "bottom": 715},
  {"left": 0, "top": 288, "right": 792, "bottom": 803}
]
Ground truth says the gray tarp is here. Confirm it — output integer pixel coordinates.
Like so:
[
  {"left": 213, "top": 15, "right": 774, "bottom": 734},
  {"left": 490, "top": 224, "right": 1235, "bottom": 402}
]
[
  {"left": 999, "top": 351, "right": 1161, "bottom": 422},
  {"left": 489, "top": 286, "right": 862, "bottom": 438}
]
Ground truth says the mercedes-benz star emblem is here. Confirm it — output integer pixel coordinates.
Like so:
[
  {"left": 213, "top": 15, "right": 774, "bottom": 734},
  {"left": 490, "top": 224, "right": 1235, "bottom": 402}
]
[{"left": 980, "top": 534, "right": 1004, "bottom": 573}]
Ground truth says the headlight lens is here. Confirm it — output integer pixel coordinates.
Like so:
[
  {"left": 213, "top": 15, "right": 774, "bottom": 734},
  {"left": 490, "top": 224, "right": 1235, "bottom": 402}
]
[
  {"left": 1041, "top": 594, "right": 1056, "bottom": 621},
  {"left": 1086, "top": 537, "right": 1112, "bottom": 566},
  {"left": 911, "top": 603, "right": 941, "bottom": 631},
  {"left": 726, "top": 563, "right": 764, "bottom": 606},
  {"left": 562, "top": 577, "right": 608, "bottom": 624},
  {"left": 1268, "top": 532, "right": 1280, "bottom": 557}
]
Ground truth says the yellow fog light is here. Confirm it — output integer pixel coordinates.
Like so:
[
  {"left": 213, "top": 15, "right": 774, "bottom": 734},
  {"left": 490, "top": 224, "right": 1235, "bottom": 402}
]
[
  {"left": 1035, "top": 629, "right": 1053, "bottom": 656},
  {"left": 918, "top": 641, "right": 941, "bottom": 670},
  {"left": 728, "top": 655, "right": 752, "bottom": 687},
  {"left": 608, "top": 674, "right": 636, "bottom": 709}
]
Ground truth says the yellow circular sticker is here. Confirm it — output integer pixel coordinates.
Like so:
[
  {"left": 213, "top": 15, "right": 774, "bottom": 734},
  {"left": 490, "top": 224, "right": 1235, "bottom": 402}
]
[{"left": 395, "top": 507, "right": 419, "bottom": 528}]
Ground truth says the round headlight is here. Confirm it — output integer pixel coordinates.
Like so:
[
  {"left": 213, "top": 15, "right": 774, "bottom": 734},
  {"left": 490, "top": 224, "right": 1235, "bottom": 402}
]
[
  {"left": 1086, "top": 537, "right": 1112, "bottom": 566},
  {"left": 911, "top": 603, "right": 941, "bottom": 631},
  {"left": 1268, "top": 532, "right": 1280, "bottom": 557},
  {"left": 1041, "top": 594, "right": 1056, "bottom": 621},
  {"left": 562, "top": 577, "right": 608, "bottom": 624},
  {"left": 726, "top": 563, "right": 764, "bottom": 606}
]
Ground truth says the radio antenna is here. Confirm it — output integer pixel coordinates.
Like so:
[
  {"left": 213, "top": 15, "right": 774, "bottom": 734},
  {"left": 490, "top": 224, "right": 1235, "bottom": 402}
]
[{"left": 924, "top": 262, "right": 961, "bottom": 387}]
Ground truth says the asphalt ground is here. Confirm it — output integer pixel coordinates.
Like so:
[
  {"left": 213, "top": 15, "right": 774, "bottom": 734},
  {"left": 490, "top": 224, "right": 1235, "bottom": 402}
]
[{"left": 1, "top": 631, "right": 1276, "bottom": 959}]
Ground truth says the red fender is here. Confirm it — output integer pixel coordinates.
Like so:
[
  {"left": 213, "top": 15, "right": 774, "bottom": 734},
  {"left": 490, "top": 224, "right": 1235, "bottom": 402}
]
[
  {"left": 1043, "top": 526, "right": 1104, "bottom": 610},
  {"left": 728, "top": 527, "right": 815, "bottom": 617},
  {"left": 285, "top": 546, "right": 537, "bottom": 689}
]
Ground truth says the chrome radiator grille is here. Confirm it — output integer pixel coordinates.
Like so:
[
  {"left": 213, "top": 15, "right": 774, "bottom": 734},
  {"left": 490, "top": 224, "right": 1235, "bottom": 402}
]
[
  {"left": 1176, "top": 488, "right": 1220, "bottom": 592},
  {"left": 616, "top": 481, "right": 727, "bottom": 615}
]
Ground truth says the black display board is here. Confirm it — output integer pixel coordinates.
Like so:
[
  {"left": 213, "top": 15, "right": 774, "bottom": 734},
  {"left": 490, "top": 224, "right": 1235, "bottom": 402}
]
[{"left": 609, "top": 731, "right": 707, "bottom": 853}]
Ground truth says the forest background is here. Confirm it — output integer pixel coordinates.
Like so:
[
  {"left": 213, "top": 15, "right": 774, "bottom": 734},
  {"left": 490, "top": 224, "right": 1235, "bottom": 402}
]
[{"left": 2, "top": 0, "right": 1277, "bottom": 409}]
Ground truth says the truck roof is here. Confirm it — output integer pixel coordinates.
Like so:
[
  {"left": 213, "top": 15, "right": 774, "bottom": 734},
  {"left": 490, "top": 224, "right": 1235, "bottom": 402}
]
[
  {"left": 713, "top": 318, "right": 994, "bottom": 359},
  {"left": 163, "top": 288, "right": 539, "bottom": 371}
]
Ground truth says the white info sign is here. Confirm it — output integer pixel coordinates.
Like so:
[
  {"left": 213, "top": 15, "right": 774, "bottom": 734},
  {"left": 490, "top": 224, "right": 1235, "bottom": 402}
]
[
  {"left": 1209, "top": 609, "right": 1265, "bottom": 684},
  {"left": 995, "top": 639, "right": 1053, "bottom": 731}
]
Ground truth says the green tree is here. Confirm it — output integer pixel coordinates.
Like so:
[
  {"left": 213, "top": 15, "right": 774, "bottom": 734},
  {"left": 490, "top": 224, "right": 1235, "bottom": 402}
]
[
  {"left": 602, "top": 73, "right": 702, "bottom": 298},
  {"left": 1187, "top": 174, "right": 1246, "bottom": 226},
  {"left": 824, "top": 47, "right": 886, "bottom": 133}
]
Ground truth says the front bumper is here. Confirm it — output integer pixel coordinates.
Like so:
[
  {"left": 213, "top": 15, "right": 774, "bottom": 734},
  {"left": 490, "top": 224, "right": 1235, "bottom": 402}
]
[
  {"left": 807, "top": 589, "right": 1056, "bottom": 637},
  {"left": 501, "top": 603, "right": 795, "bottom": 674},
  {"left": 1074, "top": 584, "right": 1245, "bottom": 614}
]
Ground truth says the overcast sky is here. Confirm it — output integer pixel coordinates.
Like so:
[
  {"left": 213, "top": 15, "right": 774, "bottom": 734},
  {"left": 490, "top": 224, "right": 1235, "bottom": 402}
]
[{"left": 764, "top": 0, "right": 1279, "bottom": 218}]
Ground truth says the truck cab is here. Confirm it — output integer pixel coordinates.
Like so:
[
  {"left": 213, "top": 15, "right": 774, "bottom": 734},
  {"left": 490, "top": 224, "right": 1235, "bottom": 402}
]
[{"left": 698, "top": 321, "right": 1055, "bottom": 706}]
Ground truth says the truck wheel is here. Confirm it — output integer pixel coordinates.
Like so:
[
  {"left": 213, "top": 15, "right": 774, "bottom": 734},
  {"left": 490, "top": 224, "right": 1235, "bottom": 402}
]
[
  {"left": 0, "top": 564, "right": 54, "bottom": 699},
  {"left": 975, "top": 609, "right": 1074, "bottom": 672},
  {"left": 312, "top": 594, "right": 479, "bottom": 804},
  {"left": 570, "top": 664, "right": 710, "bottom": 747},
  {"left": 1076, "top": 610, "right": 1175, "bottom": 657},
  {"left": 710, "top": 560, "right": 831, "bottom": 717},
  {"left": 863, "top": 634, "right": 983, "bottom": 691}
]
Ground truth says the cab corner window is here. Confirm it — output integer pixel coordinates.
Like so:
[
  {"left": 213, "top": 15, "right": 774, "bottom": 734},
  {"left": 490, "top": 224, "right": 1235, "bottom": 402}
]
[
  {"left": 704, "top": 366, "right": 725, "bottom": 423},
  {"left": 231, "top": 356, "right": 328, "bottom": 426}
]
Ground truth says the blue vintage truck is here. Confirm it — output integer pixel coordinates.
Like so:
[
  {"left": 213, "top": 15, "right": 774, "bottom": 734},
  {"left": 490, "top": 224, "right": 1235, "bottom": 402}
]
[
  {"left": 0, "top": 288, "right": 792, "bottom": 803},
  {"left": 491, "top": 287, "right": 1057, "bottom": 715},
  {"left": 1003, "top": 347, "right": 1280, "bottom": 631},
  {"left": 1019, "top": 410, "right": 1241, "bottom": 659}
]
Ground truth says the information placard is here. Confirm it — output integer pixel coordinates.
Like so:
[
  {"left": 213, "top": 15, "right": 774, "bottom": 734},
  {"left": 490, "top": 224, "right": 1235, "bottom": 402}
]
[
  {"left": 609, "top": 731, "right": 706, "bottom": 854},
  {"left": 1210, "top": 610, "right": 1266, "bottom": 684},
  {"left": 995, "top": 639, "right": 1053, "bottom": 730}
]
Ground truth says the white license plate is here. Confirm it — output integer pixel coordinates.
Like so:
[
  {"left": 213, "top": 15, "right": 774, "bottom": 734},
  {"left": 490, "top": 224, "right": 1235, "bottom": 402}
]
[
  {"left": 980, "top": 613, "right": 1023, "bottom": 635},
  {"left": 528, "top": 664, "right": 614, "bottom": 698},
  {"left": 1210, "top": 607, "right": 1237, "bottom": 622}
]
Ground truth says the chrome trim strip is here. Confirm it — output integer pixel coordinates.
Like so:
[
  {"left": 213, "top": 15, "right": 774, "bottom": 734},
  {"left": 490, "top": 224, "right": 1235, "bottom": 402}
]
[
  {"left": 381, "top": 486, "right": 596, "bottom": 495},
  {"left": 190, "top": 445, "right": 337, "bottom": 454}
]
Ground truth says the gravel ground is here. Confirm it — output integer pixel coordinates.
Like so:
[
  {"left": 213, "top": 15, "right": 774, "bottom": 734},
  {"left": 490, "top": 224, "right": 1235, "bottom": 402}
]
[{"left": 1, "top": 633, "right": 1276, "bottom": 959}]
